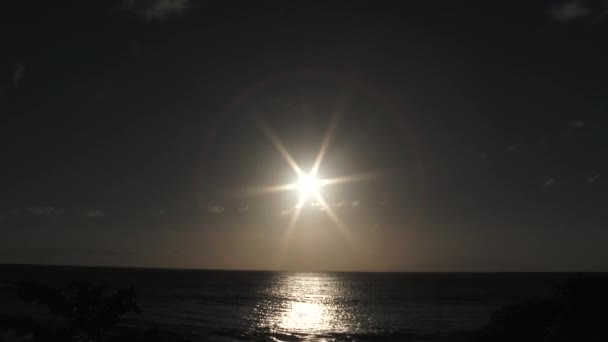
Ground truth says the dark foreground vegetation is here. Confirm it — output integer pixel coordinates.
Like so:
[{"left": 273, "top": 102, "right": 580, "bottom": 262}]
[
  {"left": 470, "top": 274, "right": 608, "bottom": 342},
  {"left": 0, "top": 281, "right": 189, "bottom": 342},
  {"left": 1, "top": 274, "right": 607, "bottom": 341}
]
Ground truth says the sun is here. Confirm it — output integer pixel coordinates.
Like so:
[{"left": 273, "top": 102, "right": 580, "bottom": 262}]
[
  {"left": 296, "top": 174, "right": 321, "bottom": 199},
  {"left": 247, "top": 113, "right": 382, "bottom": 244}
]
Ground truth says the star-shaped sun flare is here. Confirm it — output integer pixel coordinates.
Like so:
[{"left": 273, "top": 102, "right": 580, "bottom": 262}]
[{"left": 246, "top": 113, "right": 385, "bottom": 245}]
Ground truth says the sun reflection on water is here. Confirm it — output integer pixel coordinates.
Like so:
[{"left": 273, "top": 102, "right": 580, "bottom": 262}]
[
  {"left": 248, "top": 272, "right": 361, "bottom": 337},
  {"left": 281, "top": 301, "right": 326, "bottom": 331}
]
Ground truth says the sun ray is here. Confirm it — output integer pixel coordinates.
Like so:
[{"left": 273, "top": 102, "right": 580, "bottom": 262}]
[
  {"left": 255, "top": 118, "right": 304, "bottom": 177},
  {"left": 311, "top": 113, "right": 340, "bottom": 177},
  {"left": 288, "top": 196, "right": 306, "bottom": 233},
  {"left": 313, "top": 193, "right": 353, "bottom": 244},
  {"left": 278, "top": 195, "right": 306, "bottom": 256},
  {"left": 320, "top": 169, "right": 394, "bottom": 187},
  {"left": 234, "top": 183, "right": 298, "bottom": 197}
]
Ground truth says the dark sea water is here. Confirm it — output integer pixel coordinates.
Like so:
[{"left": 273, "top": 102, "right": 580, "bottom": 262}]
[{"left": 0, "top": 265, "right": 573, "bottom": 341}]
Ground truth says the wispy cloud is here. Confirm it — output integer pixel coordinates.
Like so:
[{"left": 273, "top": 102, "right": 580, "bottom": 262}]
[
  {"left": 208, "top": 205, "right": 224, "bottom": 214},
  {"left": 569, "top": 120, "right": 585, "bottom": 128},
  {"left": 548, "top": 1, "right": 591, "bottom": 22},
  {"left": 566, "top": 120, "right": 585, "bottom": 136},
  {"left": 122, "top": 0, "right": 191, "bottom": 20},
  {"left": 310, "top": 201, "right": 324, "bottom": 209},
  {"left": 352, "top": 200, "right": 360, "bottom": 207},
  {"left": 587, "top": 173, "right": 600, "bottom": 184},
  {"left": 543, "top": 179, "right": 556, "bottom": 187},
  {"left": 81, "top": 210, "right": 105, "bottom": 219},
  {"left": 28, "top": 206, "right": 62, "bottom": 217},
  {"left": 281, "top": 200, "right": 347, "bottom": 215},
  {"left": 238, "top": 205, "right": 249, "bottom": 213},
  {"left": 332, "top": 201, "right": 345, "bottom": 208}
]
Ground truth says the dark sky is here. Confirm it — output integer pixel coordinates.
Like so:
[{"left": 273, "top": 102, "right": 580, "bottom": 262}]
[{"left": 0, "top": 0, "right": 606, "bottom": 271}]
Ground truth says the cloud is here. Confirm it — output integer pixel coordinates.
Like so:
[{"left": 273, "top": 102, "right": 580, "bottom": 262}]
[
  {"left": 13, "top": 63, "right": 24, "bottom": 87},
  {"left": 208, "top": 205, "right": 224, "bottom": 214},
  {"left": 332, "top": 201, "right": 345, "bottom": 208},
  {"left": 238, "top": 205, "right": 249, "bottom": 213},
  {"left": 28, "top": 206, "right": 62, "bottom": 217},
  {"left": 122, "top": 0, "right": 191, "bottom": 20},
  {"left": 566, "top": 120, "right": 585, "bottom": 136},
  {"left": 587, "top": 174, "right": 600, "bottom": 184},
  {"left": 569, "top": 120, "right": 585, "bottom": 128},
  {"left": 548, "top": 1, "right": 591, "bottom": 22},
  {"left": 543, "top": 179, "right": 556, "bottom": 187},
  {"left": 311, "top": 201, "right": 334, "bottom": 211},
  {"left": 81, "top": 210, "right": 105, "bottom": 218},
  {"left": 506, "top": 144, "right": 518, "bottom": 152},
  {"left": 282, "top": 200, "right": 351, "bottom": 215},
  {"left": 310, "top": 201, "right": 323, "bottom": 209}
]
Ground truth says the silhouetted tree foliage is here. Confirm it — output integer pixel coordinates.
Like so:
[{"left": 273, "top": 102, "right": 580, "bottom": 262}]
[
  {"left": 471, "top": 274, "right": 608, "bottom": 342},
  {"left": 18, "top": 280, "right": 141, "bottom": 341},
  {"left": 0, "top": 280, "right": 191, "bottom": 342}
]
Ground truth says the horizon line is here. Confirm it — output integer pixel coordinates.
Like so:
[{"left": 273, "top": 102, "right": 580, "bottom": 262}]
[{"left": 0, "top": 263, "right": 605, "bottom": 274}]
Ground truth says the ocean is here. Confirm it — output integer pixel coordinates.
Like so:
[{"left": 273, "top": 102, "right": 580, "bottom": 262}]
[{"left": 0, "top": 265, "right": 572, "bottom": 341}]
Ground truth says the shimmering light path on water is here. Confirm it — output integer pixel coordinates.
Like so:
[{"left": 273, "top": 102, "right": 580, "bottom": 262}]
[{"left": 249, "top": 273, "right": 365, "bottom": 336}]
